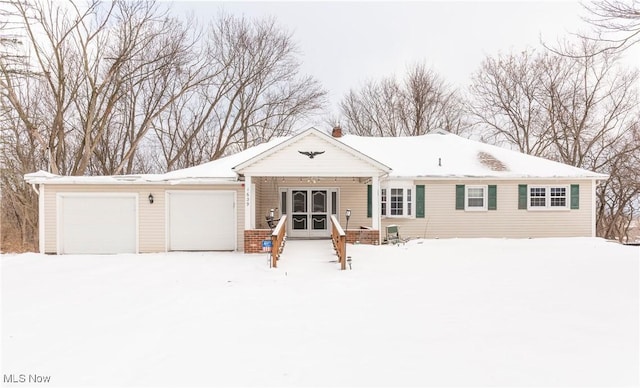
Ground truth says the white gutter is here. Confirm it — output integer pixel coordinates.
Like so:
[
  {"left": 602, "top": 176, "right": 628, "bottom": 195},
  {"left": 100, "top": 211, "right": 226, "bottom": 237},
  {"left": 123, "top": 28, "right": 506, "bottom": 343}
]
[
  {"left": 22, "top": 178, "right": 242, "bottom": 185},
  {"left": 385, "top": 175, "right": 609, "bottom": 181}
]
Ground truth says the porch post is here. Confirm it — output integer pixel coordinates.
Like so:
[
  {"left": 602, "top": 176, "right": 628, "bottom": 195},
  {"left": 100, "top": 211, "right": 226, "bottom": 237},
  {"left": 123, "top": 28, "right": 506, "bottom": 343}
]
[
  {"left": 245, "top": 175, "right": 254, "bottom": 229},
  {"left": 371, "top": 175, "right": 380, "bottom": 229}
]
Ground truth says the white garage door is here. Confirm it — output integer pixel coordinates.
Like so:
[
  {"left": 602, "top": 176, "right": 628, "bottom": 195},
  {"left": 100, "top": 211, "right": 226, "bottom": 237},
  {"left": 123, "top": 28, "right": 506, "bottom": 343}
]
[
  {"left": 59, "top": 195, "right": 137, "bottom": 254},
  {"left": 168, "top": 191, "right": 236, "bottom": 251}
]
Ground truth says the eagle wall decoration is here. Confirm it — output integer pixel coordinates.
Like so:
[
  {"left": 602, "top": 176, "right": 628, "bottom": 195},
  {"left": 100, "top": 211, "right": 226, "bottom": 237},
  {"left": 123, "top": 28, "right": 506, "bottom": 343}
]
[{"left": 298, "top": 151, "right": 325, "bottom": 159}]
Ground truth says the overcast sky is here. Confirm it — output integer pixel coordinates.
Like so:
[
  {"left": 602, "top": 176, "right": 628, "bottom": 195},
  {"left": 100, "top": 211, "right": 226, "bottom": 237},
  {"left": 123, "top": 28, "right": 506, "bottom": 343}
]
[{"left": 177, "top": 1, "right": 639, "bottom": 125}]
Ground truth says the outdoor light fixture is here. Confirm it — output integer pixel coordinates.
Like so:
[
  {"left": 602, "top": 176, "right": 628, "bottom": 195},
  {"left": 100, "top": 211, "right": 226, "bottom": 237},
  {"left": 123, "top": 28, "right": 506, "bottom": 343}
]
[
  {"left": 148, "top": 193, "right": 154, "bottom": 204},
  {"left": 345, "top": 209, "right": 351, "bottom": 231},
  {"left": 269, "top": 208, "right": 275, "bottom": 218}
]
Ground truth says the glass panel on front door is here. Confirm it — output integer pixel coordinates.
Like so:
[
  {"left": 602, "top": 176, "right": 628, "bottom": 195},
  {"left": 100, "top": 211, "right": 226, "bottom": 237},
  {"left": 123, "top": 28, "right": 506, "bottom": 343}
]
[
  {"left": 312, "top": 190, "right": 327, "bottom": 230},
  {"left": 292, "top": 214, "right": 307, "bottom": 230},
  {"left": 292, "top": 190, "right": 308, "bottom": 230},
  {"left": 293, "top": 190, "right": 307, "bottom": 213}
]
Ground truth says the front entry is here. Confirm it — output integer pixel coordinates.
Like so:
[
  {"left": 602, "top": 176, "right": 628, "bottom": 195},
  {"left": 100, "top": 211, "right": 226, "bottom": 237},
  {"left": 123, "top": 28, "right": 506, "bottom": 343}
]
[{"left": 284, "top": 188, "right": 337, "bottom": 238}]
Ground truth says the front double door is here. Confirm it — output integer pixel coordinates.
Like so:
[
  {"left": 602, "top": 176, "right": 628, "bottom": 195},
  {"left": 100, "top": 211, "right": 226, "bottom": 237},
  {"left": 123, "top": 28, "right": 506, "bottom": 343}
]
[{"left": 286, "top": 188, "right": 337, "bottom": 238}]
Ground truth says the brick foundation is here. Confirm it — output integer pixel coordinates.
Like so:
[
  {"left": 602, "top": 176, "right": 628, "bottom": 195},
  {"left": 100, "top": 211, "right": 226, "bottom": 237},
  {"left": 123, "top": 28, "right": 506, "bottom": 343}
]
[
  {"left": 245, "top": 228, "right": 379, "bottom": 253},
  {"left": 346, "top": 229, "right": 379, "bottom": 245},
  {"left": 244, "top": 229, "right": 273, "bottom": 253}
]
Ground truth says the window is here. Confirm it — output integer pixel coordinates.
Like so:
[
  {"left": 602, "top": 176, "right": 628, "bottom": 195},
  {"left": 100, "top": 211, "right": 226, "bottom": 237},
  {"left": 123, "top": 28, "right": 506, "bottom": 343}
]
[
  {"left": 529, "top": 185, "right": 569, "bottom": 210},
  {"left": 550, "top": 187, "right": 566, "bottom": 207},
  {"left": 381, "top": 185, "right": 413, "bottom": 217},
  {"left": 530, "top": 187, "right": 546, "bottom": 207},
  {"left": 381, "top": 189, "right": 387, "bottom": 216},
  {"left": 465, "top": 185, "right": 487, "bottom": 211},
  {"left": 390, "top": 188, "right": 403, "bottom": 215}
]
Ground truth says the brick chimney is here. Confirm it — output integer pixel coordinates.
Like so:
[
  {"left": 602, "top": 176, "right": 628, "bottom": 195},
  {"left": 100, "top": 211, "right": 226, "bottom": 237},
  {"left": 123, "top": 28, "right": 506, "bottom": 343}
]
[{"left": 332, "top": 125, "right": 343, "bottom": 138}]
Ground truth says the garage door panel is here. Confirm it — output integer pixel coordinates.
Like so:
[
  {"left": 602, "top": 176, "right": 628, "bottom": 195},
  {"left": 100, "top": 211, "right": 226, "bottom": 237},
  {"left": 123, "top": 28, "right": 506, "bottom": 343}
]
[
  {"left": 60, "top": 196, "right": 137, "bottom": 254},
  {"left": 168, "top": 191, "right": 235, "bottom": 251}
]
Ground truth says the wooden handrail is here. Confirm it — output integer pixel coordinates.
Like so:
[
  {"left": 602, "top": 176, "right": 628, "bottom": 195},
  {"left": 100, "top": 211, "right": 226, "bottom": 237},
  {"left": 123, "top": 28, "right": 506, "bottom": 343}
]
[
  {"left": 330, "top": 215, "right": 347, "bottom": 270},
  {"left": 270, "top": 215, "right": 287, "bottom": 268}
]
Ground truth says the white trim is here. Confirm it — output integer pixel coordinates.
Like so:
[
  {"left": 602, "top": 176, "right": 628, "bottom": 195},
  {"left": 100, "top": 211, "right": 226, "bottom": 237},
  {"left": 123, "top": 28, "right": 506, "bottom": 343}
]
[
  {"left": 250, "top": 183, "right": 256, "bottom": 231},
  {"left": 165, "top": 190, "right": 238, "bottom": 251},
  {"left": 591, "top": 179, "right": 597, "bottom": 237},
  {"left": 24, "top": 178, "right": 241, "bottom": 185},
  {"left": 56, "top": 192, "right": 139, "bottom": 254},
  {"left": 371, "top": 175, "right": 380, "bottom": 229},
  {"left": 233, "top": 128, "right": 392, "bottom": 174},
  {"left": 284, "top": 187, "right": 337, "bottom": 238},
  {"left": 38, "top": 184, "right": 45, "bottom": 254},
  {"left": 245, "top": 175, "right": 253, "bottom": 230},
  {"left": 387, "top": 175, "right": 608, "bottom": 181},
  {"left": 465, "top": 185, "right": 488, "bottom": 211},
  {"left": 527, "top": 185, "right": 570, "bottom": 211},
  {"left": 381, "top": 182, "right": 415, "bottom": 219}
]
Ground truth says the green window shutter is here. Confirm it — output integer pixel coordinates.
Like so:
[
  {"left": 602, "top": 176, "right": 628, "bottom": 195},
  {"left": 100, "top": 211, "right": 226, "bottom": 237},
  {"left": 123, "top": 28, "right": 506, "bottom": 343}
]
[
  {"left": 488, "top": 185, "right": 497, "bottom": 210},
  {"left": 416, "top": 185, "right": 425, "bottom": 218},
  {"left": 367, "top": 184, "right": 372, "bottom": 218},
  {"left": 518, "top": 184, "right": 527, "bottom": 209},
  {"left": 570, "top": 184, "right": 579, "bottom": 209},
  {"left": 455, "top": 185, "right": 465, "bottom": 210}
]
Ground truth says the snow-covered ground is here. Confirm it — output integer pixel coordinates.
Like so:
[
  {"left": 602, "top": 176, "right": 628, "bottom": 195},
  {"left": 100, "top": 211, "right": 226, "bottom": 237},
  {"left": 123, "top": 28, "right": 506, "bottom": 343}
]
[{"left": 2, "top": 238, "right": 638, "bottom": 387}]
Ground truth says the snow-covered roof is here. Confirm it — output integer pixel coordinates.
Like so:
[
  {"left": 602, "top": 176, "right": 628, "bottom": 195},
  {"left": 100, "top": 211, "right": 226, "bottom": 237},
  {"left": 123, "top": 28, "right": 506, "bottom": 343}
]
[
  {"left": 150, "top": 137, "right": 290, "bottom": 182},
  {"left": 340, "top": 132, "right": 609, "bottom": 179},
  {"left": 24, "top": 130, "right": 608, "bottom": 184}
]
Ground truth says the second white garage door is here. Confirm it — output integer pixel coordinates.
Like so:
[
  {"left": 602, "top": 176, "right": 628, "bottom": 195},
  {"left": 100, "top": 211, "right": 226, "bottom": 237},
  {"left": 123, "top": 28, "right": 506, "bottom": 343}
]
[{"left": 167, "top": 191, "right": 236, "bottom": 251}]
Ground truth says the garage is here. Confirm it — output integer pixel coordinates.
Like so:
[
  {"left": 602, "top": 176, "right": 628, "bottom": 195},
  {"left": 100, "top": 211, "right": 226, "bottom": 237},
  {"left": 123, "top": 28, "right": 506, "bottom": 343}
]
[
  {"left": 167, "top": 191, "right": 236, "bottom": 251},
  {"left": 58, "top": 194, "right": 137, "bottom": 254}
]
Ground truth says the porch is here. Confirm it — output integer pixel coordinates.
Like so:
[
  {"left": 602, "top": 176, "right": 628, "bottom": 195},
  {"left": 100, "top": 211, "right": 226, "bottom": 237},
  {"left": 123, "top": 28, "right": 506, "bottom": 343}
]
[
  {"left": 231, "top": 127, "right": 391, "bottom": 253},
  {"left": 243, "top": 176, "right": 381, "bottom": 253}
]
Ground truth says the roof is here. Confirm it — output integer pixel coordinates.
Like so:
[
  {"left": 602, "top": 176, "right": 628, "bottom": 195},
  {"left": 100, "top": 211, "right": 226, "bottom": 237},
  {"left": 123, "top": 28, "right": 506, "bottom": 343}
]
[
  {"left": 233, "top": 128, "right": 391, "bottom": 174},
  {"left": 340, "top": 132, "right": 608, "bottom": 179},
  {"left": 24, "top": 130, "right": 608, "bottom": 184}
]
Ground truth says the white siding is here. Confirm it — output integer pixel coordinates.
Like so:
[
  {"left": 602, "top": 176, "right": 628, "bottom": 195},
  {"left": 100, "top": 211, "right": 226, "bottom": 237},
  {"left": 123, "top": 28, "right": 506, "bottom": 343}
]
[
  {"left": 255, "top": 177, "right": 370, "bottom": 230},
  {"left": 41, "top": 178, "right": 595, "bottom": 254},
  {"left": 43, "top": 184, "right": 244, "bottom": 254},
  {"left": 381, "top": 180, "right": 594, "bottom": 239},
  {"left": 239, "top": 132, "right": 385, "bottom": 177}
]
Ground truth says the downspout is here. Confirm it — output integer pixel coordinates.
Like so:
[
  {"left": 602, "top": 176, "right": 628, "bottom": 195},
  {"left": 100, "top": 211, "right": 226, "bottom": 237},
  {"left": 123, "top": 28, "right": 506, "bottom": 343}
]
[
  {"left": 30, "top": 183, "right": 39, "bottom": 195},
  {"left": 592, "top": 178, "right": 607, "bottom": 238},
  {"left": 30, "top": 183, "right": 45, "bottom": 254}
]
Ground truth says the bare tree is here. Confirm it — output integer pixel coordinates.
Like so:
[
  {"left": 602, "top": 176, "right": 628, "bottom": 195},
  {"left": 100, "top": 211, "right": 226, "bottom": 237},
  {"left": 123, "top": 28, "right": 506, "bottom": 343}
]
[
  {"left": 1, "top": 1, "right": 326, "bottom": 251},
  {"left": 340, "top": 62, "right": 467, "bottom": 137},
  {"left": 469, "top": 41, "right": 640, "bottom": 241},
  {"left": 468, "top": 50, "right": 556, "bottom": 155},
  {"left": 582, "top": 0, "right": 640, "bottom": 53},
  {"left": 0, "top": 1, "right": 42, "bottom": 251},
  {"left": 152, "top": 14, "right": 326, "bottom": 171},
  {"left": 7, "top": 0, "right": 208, "bottom": 176}
]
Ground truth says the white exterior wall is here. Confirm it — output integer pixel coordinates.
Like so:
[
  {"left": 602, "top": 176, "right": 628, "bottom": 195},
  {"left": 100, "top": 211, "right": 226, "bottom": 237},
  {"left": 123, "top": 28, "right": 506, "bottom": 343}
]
[
  {"left": 255, "top": 177, "right": 370, "bottom": 230},
  {"left": 381, "top": 179, "right": 594, "bottom": 239},
  {"left": 43, "top": 184, "right": 244, "bottom": 254},
  {"left": 238, "top": 133, "right": 386, "bottom": 177},
  {"left": 41, "top": 178, "right": 595, "bottom": 254}
]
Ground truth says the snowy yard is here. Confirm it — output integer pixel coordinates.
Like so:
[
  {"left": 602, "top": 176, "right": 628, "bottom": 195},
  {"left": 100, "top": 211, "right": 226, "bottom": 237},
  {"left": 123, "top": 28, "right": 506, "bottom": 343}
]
[{"left": 2, "top": 238, "right": 638, "bottom": 387}]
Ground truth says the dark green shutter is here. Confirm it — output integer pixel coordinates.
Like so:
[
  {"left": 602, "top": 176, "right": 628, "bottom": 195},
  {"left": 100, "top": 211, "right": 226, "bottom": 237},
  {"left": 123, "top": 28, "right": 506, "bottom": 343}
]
[
  {"left": 488, "top": 185, "right": 497, "bottom": 210},
  {"left": 416, "top": 185, "right": 425, "bottom": 218},
  {"left": 518, "top": 184, "right": 527, "bottom": 209},
  {"left": 455, "top": 185, "right": 465, "bottom": 210},
  {"left": 570, "top": 184, "right": 579, "bottom": 209},
  {"left": 367, "top": 184, "right": 372, "bottom": 218}
]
